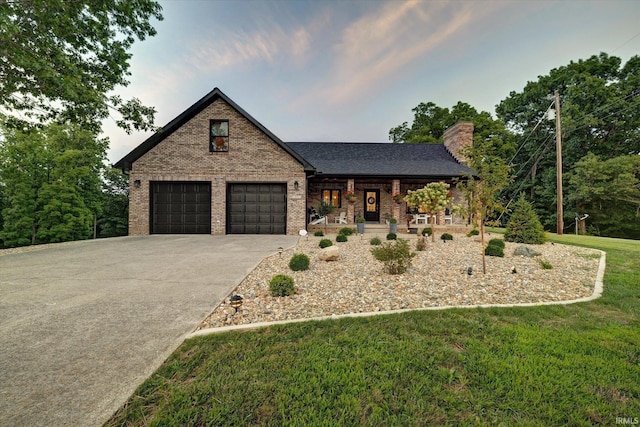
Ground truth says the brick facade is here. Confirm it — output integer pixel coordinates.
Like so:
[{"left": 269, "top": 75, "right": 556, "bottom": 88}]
[
  {"left": 128, "top": 98, "right": 306, "bottom": 236},
  {"left": 443, "top": 121, "right": 474, "bottom": 164}
]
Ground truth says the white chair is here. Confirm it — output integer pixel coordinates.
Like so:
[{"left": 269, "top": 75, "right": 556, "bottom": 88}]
[
  {"left": 334, "top": 211, "right": 347, "bottom": 224},
  {"left": 310, "top": 216, "right": 327, "bottom": 225}
]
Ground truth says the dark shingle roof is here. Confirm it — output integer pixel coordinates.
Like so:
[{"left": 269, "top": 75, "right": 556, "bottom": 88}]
[{"left": 285, "top": 142, "right": 475, "bottom": 178}]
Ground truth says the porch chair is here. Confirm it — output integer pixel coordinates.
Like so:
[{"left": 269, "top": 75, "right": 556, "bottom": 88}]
[{"left": 334, "top": 211, "right": 347, "bottom": 224}]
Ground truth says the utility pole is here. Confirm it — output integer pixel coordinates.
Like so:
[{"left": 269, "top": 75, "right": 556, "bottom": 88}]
[{"left": 554, "top": 90, "right": 564, "bottom": 235}]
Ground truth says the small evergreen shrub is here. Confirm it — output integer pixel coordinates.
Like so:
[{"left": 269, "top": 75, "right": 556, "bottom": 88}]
[
  {"left": 339, "top": 227, "right": 355, "bottom": 236},
  {"left": 467, "top": 229, "right": 480, "bottom": 237},
  {"left": 440, "top": 233, "right": 453, "bottom": 241},
  {"left": 313, "top": 230, "right": 324, "bottom": 237},
  {"left": 370, "top": 238, "right": 416, "bottom": 274},
  {"left": 370, "top": 237, "right": 382, "bottom": 245},
  {"left": 538, "top": 259, "right": 553, "bottom": 269},
  {"left": 487, "top": 238, "right": 505, "bottom": 249},
  {"left": 288, "top": 253, "right": 310, "bottom": 271},
  {"left": 386, "top": 232, "right": 397, "bottom": 240},
  {"left": 485, "top": 244, "right": 504, "bottom": 257},
  {"left": 336, "top": 234, "right": 348, "bottom": 242},
  {"left": 416, "top": 236, "right": 427, "bottom": 251},
  {"left": 319, "top": 238, "right": 333, "bottom": 248},
  {"left": 421, "top": 227, "right": 432, "bottom": 236},
  {"left": 269, "top": 274, "right": 295, "bottom": 297},
  {"left": 505, "top": 193, "right": 545, "bottom": 244}
]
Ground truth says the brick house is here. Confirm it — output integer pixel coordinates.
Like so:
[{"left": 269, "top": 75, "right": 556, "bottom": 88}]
[{"left": 115, "top": 87, "right": 475, "bottom": 236}]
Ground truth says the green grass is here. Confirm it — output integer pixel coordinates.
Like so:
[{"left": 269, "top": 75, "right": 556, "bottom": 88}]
[{"left": 106, "top": 234, "right": 640, "bottom": 426}]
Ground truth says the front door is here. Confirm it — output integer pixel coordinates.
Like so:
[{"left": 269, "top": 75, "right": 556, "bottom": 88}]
[{"left": 364, "top": 189, "right": 380, "bottom": 222}]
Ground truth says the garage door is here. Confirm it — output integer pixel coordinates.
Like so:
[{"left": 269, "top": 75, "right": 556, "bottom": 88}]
[
  {"left": 151, "top": 182, "right": 211, "bottom": 234},
  {"left": 227, "top": 183, "right": 287, "bottom": 234}
]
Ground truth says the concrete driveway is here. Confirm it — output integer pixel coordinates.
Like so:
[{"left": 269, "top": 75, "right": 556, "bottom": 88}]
[{"left": 0, "top": 235, "right": 298, "bottom": 426}]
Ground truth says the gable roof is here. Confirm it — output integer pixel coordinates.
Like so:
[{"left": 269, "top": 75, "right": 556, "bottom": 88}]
[
  {"left": 113, "top": 87, "right": 313, "bottom": 171},
  {"left": 285, "top": 142, "right": 475, "bottom": 178}
]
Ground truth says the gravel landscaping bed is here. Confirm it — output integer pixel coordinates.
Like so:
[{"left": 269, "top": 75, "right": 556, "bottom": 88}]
[{"left": 198, "top": 234, "right": 602, "bottom": 329}]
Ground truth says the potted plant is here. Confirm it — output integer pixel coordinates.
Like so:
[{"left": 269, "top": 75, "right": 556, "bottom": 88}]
[
  {"left": 392, "top": 192, "right": 404, "bottom": 204},
  {"left": 344, "top": 190, "right": 357, "bottom": 203},
  {"left": 356, "top": 216, "right": 365, "bottom": 234},
  {"left": 389, "top": 217, "right": 398, "bottom": 233}
]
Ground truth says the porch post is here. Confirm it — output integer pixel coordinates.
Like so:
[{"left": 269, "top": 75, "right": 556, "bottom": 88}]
[
  {"left": 392, "top": 179, "right": 401, "bottom": 220},
  {"left": 347, "top": 179, "right": 355, "bottom": 224}
]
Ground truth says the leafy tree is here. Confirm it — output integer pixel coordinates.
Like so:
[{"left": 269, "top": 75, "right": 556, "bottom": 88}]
[
  {"left": 0, "top": 0, "right": 163, "bottom": 132},
  {"left": 0, "top": 122, "right": 106, "bottom": 246},
  {"left": 403, "top": 182, "right": 452, "bottom": 242},
  {"left": 505, "top": 194, "right": 545, "bottom": 244},
  {"left": 98, "top": 167, "right": 129, "bottom": 238},
  {"left": 567, "top": 153, "right": 640, "bottom": 239},
  {"left": 389, "top": 101, "right": 515, "bottom": 161},
  {"left": 496, "top": 53, "right": 640, "bottom": 231}
]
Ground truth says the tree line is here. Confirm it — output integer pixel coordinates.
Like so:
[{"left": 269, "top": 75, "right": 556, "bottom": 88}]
[{"left": 390, "top": 53, "right": 640, "bottom": 239}]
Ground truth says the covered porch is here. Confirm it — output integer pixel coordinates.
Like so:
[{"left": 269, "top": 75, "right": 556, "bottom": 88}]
[{"left": 306, "top": 177, "right": 468, "bottom": 231}]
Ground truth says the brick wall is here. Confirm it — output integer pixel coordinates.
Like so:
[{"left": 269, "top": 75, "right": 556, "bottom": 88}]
[
  {"left": 128, "top": 98, "right": 306, "bottom": 235},
  {"left": 443, "top": 121, "right": 474, "bottom": 164}
]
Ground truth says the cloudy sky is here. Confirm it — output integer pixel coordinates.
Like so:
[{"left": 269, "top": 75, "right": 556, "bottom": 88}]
[{"left": 106, "top": 0, "right": 640, "bottom": 164}]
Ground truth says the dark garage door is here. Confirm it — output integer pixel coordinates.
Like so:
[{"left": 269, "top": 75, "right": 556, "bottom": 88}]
[
  {"left": 227, "top": 183, "right": 287, "bottom": 234},
  {"left": 151, "top": 182, "right": 211, "bottom": 234}
]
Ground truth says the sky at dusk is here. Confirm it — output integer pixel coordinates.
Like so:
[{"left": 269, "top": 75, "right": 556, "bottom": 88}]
[{"left": 106, "top": 0, "right": 640, "bottom": 164}]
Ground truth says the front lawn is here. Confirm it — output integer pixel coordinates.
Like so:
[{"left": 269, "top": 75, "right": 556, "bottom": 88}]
[{"left": 106, "top": 233, "right": 640, "bottom": 426}]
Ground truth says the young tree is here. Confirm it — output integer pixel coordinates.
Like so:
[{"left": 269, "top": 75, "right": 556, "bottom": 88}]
[
  {"left": 98, "top": 167, "right": 129, "bottom": 238},
  {"left": 457, "top": 139, "right": 511, "bottom": 274},
  {"left": 403, "top": 182, "right": 452, "bottom": 242},
  {"left": 0, "top": 0, "right": 163, "bottom": 132}
]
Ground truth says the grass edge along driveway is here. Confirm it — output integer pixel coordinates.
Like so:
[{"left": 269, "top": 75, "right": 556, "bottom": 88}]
[{"left": 106, "top": 233, "right": 640, "bottom": 426}]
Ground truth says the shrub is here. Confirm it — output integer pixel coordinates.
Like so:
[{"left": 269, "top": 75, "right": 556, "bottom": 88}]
[
  {"left": 487, "top": 238, "right": 505, "bottom": 249},
  {"left": 370, "top": 238, "right": 416, "bottom": 274},
  {"left": 336, "top": 234, "right": 348, "bottom": 242},
  {"left": 288, "top": 253, "right": 310, "bottom": 271},
  {"left": 269, "top": 274, "right": 295, "bottom": 297},
  {"left": 505, "top": 193, "right": 545, "bottom": 244},
  {"left": 313, "top": 230, "right": 324, "bottom": 237},
  {"left": 467, "top": 229, "right": 480, "bottom": 237},
  {"left": 339, "top": 227, "right": 355, "bottom": 236},
  {"left": 539, "top": 259, "right": 553, "bottom": 269},
  {"left": 416, "top": 236, "right": 427, "bottom": 251},
  {"left": 389, "top": 217, "right": 398, "bottom": 224},
  {"left": 440, "top": 233, "right": 453, "bottom": 241},
  {"left": 370, "top": 237, "right": 382, "bottom": 246},
  {"left": 485, "top": 244, "right": 504, "bottom": 257},
  {"left": 421, "top": 227, "right": 432, "bottom": 236},
  {"left": 386, "top": 232, "right": 397, "bottom": 240},
  {"left": 319, "top": 239, "right": 333, "bottom": 248}
]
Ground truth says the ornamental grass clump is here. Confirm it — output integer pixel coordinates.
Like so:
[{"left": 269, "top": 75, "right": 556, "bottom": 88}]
[
  {"left": 370, "top": 238, "right": 416, "bottom": 274},
  {"left": 416, "top": 236, "right": 427, "bottom": 251},
  {"left": 485, "top": 243, "right": 504, "bottom": 257},
  {"left": 440, "top": 233, "right": 453, "bottom": 241},
  {"left": 288, "top": 253, "right": 310, "bottom": 271},
  {"left": 319, "top": 238, "right": 333, "bottom": 248},
  {"left": 488, "top": 238, "right": 505, "bottom": 249},
  {"left": 421, "top": 227, "right": 432, "bottom": 236},
  {"left": 269, "top": 274, "right": 295, "bottom": 297},
  {"left": 386, "top": 232, "right": 397, "bottom": 240},
  {"left": 370, "top": 237, "right": 382, "bottom": 246},
  {"left": 467, "top": 229, "right": 480, "bottom": 237},
  {"left": 336, "top": 234, "right": 348, "bottom": 242},
  {"left": 313, "top": 230, "right": 324, "bottom": 237}
]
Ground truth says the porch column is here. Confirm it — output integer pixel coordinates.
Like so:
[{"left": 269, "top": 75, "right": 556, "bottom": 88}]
[
  {"left": 392, "top": 179, "right": 401, "bottom": 220},
  {"left": 347, "top": 179, "right": 355, "bottom": 224}
]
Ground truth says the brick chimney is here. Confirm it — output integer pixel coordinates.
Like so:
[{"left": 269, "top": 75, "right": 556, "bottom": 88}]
[{"left": 443, "top": 121, "right": 474, "bottom": 164}]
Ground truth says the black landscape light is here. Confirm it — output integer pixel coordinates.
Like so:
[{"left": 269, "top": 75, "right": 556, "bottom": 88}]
[
  {"left": 229, "top": 295, "right": 243, "bottom": 313},
  {"left": 467, "top": 267, "right": 473, "bottom": 276}
]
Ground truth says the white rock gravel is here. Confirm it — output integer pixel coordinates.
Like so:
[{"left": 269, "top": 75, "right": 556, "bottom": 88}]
[{"left": 198, "top": 234, "right": 602, "bottom": 330}]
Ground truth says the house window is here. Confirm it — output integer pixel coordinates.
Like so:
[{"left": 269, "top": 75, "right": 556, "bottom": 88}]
[
  {"left": 322, "top": 189, "right": 341, "bottom": 208},
  {"left": 210, "top": 119, "right": 229, "bottom": 152}
]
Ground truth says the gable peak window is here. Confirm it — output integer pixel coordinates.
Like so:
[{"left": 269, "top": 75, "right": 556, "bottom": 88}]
[{"left": 210, "top": 119, "right": 229, "bottom": 152}]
